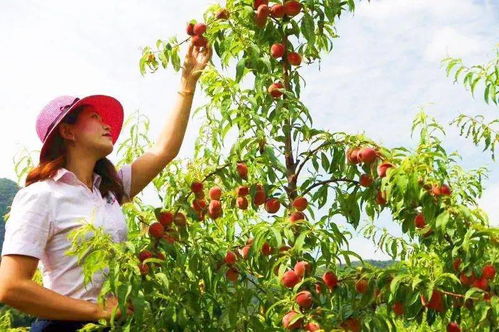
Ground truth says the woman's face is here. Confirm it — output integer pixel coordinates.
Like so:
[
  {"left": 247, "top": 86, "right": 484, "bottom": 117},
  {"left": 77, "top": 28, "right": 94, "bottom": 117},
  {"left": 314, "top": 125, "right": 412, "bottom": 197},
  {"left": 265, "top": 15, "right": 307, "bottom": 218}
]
[{"left": 63, "top": 105, "right": 114, "bottom": 157}]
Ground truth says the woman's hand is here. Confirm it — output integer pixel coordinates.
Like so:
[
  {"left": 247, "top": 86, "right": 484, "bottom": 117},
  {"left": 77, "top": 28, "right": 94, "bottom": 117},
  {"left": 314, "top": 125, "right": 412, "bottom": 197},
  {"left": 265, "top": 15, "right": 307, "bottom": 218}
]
[
  {"left": 96, "top": 294, "right": 134, "bottom": 322},
  {"left": 180, "top": 40, "right": 213, "bottom": 87}
]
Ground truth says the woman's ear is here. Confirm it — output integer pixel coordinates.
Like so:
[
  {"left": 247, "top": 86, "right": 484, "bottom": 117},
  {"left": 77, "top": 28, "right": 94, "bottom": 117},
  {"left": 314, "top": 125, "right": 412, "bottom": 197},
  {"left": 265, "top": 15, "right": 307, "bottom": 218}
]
[{"left": 58, "top": 123, "right": 76, "bottom": 142}]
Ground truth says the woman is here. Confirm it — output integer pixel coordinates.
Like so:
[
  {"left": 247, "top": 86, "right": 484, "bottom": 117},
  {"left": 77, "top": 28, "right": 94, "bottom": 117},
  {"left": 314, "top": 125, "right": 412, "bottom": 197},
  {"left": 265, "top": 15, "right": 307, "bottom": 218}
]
[{"left": 0, "top": 40, "right": 212, "bottom": 331}]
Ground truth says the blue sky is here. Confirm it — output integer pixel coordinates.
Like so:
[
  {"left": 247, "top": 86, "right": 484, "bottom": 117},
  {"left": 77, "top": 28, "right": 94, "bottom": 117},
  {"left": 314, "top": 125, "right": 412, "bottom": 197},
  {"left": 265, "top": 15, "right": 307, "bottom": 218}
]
[{"left": 0, "top": 0, "right": 497, "bottom": 259}]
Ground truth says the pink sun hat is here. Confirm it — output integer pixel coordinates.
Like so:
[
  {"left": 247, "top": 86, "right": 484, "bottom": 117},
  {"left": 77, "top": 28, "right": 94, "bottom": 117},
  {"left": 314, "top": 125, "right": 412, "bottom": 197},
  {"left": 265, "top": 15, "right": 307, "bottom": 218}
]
[{"left": 36, "top": 95, "right": 124, "bottom": 163}]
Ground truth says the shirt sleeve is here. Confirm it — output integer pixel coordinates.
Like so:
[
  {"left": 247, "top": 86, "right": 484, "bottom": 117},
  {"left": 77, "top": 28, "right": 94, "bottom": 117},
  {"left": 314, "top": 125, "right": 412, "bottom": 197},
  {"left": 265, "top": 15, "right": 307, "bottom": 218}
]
[
  {"left": 1, "top": 185, "right": 52, "bottom": 260},
  {"left": 117, "top": 164, "right": 133, "bottom": 204}
]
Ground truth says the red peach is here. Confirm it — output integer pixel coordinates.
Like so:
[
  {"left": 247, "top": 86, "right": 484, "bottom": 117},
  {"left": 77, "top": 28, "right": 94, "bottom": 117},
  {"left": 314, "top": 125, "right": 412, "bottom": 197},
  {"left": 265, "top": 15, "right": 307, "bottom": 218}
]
[
  {"left": 440, "top": 184, "right": 452, "bottom": 196},
  {"left": 216, "top": 9, "right": 230, "bottom": 20},
  {"left": 209, "top": 186, "right": 222, "bottom": 200},
  {"left": 358, "top": 147, "right": 378, "bottom": 163},
  {"left": 138, "top": 250, "right": 154, "bottom": 262},
  {"left": 157, "top": 211, "right": 174, "bottom": 227},
  {"left": 236, "top": 185, "right": 249, "bottom": 196},
  {"left": 322, "top": 271, "right": 338, "bottom": 290},
  {"left": 414, "top": 213, "right": 426, "bottom": 229},
  {"left": 265, "top": 198, "right": 281, "bottom": 213},
  {"left": 225, "top": 251, "right": 237, "bottom": 265},
  {"left": 355, "top": 279, "right": 368, "bottom": 293},
  {"left": 472, "top": 277, "right": 488, "bottom": 290},
  {"left": 447, "top": 322, "right": 461, "bottom": 332},
  {"left": 253, "top": 0, "right": 269, "bottom": 9},
  {"left": 295, "top": 290, "right": 313, "bottom": 309},
  {"left": 453, "top": 258, "right": 462, "bottom": 271},
  {"left": 193, "top": 23, "right": 207, "bottom": 35},
  {"left": 281, "top": 270, "right": 301, "bottom": 288},
  {"left": 236, "top": 196, "right": 249, "bottom": 210},
  {"left": 148, "top": 222, "right": 165, "bottom": 239},
  {"left": 270, "top": 4, "right": 286, "bottom": 18},
  {"left": 236, "top": 162, "right": 248, "bottom": 179},
  {"left": 139, "top": 263, "right": 149, "bottom": 275},
  {"left": 191, "top": 181, "right": 203, "bottom": 193},
  {"left": 482, "top": 264, "right": 496, "bottom": 280},
  {"left": 304, "top": 322, "right": 320, "bottom": 332},
  {"left": 186, "top": 23, "right": 195, "bottom": 36},
  {"left": 377, "top": 162, "right": 394, "bottom": 178},
  {"left": 174, "top": 212, "right": 187, "bottom": 227},
  {"left": 253, "top": 190, "right": 267, "bottom": 205},
  {"left": 240, "top": 245, "right": 251, "bottom": 259},
  {"left": 261, "top": 242, "right": 273, "bottom": 256},
  {"left": 294, "top": 261, "right": 311, "bottom": 277},
  {"left": 284, "top": 1, "right": 302, "bottom": 17},
  {"left": 226, "top": 268, "right": 239, "bottom": 282},
  {"left": 292, "top": 196, "right": 308, "bottom": 211},
  {"left": 268, "top": 82, "right": 284, "bottom": 98},
  {"left": 341, "top": 318, "right": 361, "bottom": 332},
  {"left": 192, "top": 199, "right": 207, "bottom": 212},
  {"left": 347, "top": 148, "right": 360, "bottom": 164},
  {"left": 192, "top": 35, "right": 207, "bottom": 48},
  {"left": 359, "top": 174, "right": 373, "bottom": 187},
  {"left": 376, "top": 191, "right": 387, "bottom": 205},
  {"left": 287, "top": 52, "right": 302, "bottom": 66},
  {"left": 282, "top": 311, "right": 303, "bottom": 330},
  {"left": 271, "top": 43, "right": 285, "bottom": 58},
  {"left": 392, "top": 302, "right": 404, "bottom": 316},
  {"left": 289, "top": 211, "right": 306, "bottom": 223}
]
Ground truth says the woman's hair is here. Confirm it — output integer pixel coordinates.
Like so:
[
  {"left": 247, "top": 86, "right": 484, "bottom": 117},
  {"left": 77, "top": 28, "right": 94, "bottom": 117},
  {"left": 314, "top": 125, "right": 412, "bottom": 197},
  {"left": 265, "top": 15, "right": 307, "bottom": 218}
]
[{"left": 25, "top": 104, "right": 126, "bottom": 205}]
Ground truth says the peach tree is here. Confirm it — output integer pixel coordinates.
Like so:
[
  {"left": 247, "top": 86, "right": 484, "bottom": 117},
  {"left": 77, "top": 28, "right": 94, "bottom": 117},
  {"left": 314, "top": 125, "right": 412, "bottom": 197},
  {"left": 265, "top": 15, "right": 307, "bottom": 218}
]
[{"left": 62, "top": 1, "right": 498, "bottom": 331}]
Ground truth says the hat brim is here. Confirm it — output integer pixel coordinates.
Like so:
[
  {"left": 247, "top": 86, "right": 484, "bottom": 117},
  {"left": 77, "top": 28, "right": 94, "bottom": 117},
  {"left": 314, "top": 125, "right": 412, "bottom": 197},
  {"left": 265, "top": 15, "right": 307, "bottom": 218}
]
[{"left": 39, "top": 95, "right": 124, "bottom": 163}]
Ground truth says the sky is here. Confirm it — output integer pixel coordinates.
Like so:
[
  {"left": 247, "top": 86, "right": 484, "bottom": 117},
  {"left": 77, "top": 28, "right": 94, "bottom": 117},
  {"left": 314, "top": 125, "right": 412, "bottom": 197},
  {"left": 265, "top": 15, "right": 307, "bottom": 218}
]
[{"left": 0, "top": 0, "right": 498, "bottom": 260}]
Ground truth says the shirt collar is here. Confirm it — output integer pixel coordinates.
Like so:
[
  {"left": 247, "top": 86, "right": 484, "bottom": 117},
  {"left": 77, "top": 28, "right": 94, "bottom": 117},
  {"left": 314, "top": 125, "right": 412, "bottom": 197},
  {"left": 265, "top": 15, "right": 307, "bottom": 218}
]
[{"left": 53, "top": 168, "right": 102, "bottom": 188}]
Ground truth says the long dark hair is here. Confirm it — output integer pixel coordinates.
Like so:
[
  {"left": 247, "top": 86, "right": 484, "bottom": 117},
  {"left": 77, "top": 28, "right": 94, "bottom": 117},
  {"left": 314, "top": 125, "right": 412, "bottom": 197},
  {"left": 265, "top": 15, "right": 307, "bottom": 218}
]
[{"left": 26, "top": 104, "right": 126, "bottom": 205}]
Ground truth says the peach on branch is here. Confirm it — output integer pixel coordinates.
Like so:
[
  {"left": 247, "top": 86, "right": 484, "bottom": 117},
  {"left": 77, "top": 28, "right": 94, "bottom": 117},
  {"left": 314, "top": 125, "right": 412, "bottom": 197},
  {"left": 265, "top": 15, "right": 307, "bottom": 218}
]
[
  {"left": 414, "top": 213, "right": 426, "bottom": 229},
  {"left": 287, "top": 52, "right": 302, "bottom": 66},
  {"left": 392, "top": 302, "right": 404, "bottom": 316},
  {"left": 347, "top": 148, "right": 360, "bottom": 164},
  {"left": 253, "top": 0, "right": 269, "bottom": 9},
  {"left": 236, "top": 162, "right": 248, "bottom": 179},
  {"left": 216, "top": 8, "right": 230, "bottom": 20},
  {"left": 270, "top": 4, "right": 286, "bottom": 18},
  {"left": 261, "top": 242, "right": 273, "bottom": 255},
  {"left": 294, "top": 261, "right": 311, "bottom": 277},
  {"left": 447, "top": 322, "right": 461, "bottom": 332},
  {"left": 359, "top": 174, "right": 373, "bottom": 187},
  {"left": 186, "top": 23, "right": 195, "bottom": 36},
  {"left": 281, "top": 270, "right": 301, "bottom": 288},
  {"left": 271, "top": 43, "right": 285, "bottom": 58},
  {"left": 148, "top": 222, "right": 165, "bottom": 239},
  {"left": 304, "top": 322, "right": 320, "bottom": 331},
  {"left": 482, "top": 264, "right": 496, "bottom": 279},
  {"left": 295, "top": 290, "right": 313, "bottom": 309},
  {"left": 192, "top": 35, "right": 207, "bottom": 48},
  {"left": 225, "top": 251, "right": 237, "bottom": 265},
  {"left": 292, "top": 196, "right": 308, "bottom": 211},
  {"left": 355, "top": 279, "right": 368, "bottom": 293},
  {"left": 282, "top": 311, "right": 303, "bottom": 330},
  {"left": 138, "top": 250, "right": 154, "bottom": 262},
  {"left": 253, "top": 190, "right": 266, "bottom": 205},
  {"left": 174, "top": 212, "right": 187, "bottom": 227},
  {"left": 268, "top": 82, "right": 284, "bottom": 98},
  {"left": 358, "top": 147, "right": 378, "bottom": 163},
  {"left": 191, "top": 181, "right": 203, "bottom": 193},
  {"left": 377, "top": 162, "right": 394, "bottom": 178},
  {"left": 157, "top": 211, "right": 174, "bottom": 227},
  {"left": 322, "top": 271, "right": 338, "bottom": 290},
  {"left": 236, "top": 196, "right": 249, "bottom": 210},
  {"left": 265, "top": 198, "right": 281, "bottom": 213},
  {"left": 226, "top": 268, "right": 239, "bottom": 282},
  {"left": 193, "top": 23, "right": 207, "bottom": 35},
  {"left": 284, "top": 1, "right": 302, "bottom": 17},
  {"left": 209, "top": 186, "right": 222, "bottom": 200},
  {"left": 236, "top": 185, "right": 249, "bottom": 196}
]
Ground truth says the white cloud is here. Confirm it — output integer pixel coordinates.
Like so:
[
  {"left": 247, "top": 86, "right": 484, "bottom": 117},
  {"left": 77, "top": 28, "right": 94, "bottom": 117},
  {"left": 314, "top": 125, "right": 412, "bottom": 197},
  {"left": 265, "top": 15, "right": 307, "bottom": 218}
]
[{"left": 424, "top": 27, "right": 487, "bottom": 62}]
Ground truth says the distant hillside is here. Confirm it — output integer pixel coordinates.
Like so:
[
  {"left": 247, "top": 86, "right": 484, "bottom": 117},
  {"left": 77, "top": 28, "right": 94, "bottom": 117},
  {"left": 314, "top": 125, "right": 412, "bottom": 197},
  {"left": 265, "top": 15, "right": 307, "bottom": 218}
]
[{"left": 0, "top": 178, "right": 20, "bottom": 254}]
